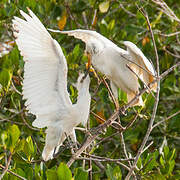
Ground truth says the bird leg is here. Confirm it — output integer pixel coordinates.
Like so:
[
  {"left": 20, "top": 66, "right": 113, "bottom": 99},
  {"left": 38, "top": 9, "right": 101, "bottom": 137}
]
[
  {"left": 110, "top": 80, "right": 120, "bottom": 111},
  {"left": 69, "top": 129, "right": 78, "bottom": 150}
]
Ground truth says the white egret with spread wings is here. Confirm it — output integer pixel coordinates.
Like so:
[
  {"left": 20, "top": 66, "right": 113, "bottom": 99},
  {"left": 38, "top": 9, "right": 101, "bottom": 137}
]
[
  {"left": 49, "top": 29, "right": 157, "bottom": 107},
  {"left": 12, "top": 9, "right": 91, "bottom": 161}
]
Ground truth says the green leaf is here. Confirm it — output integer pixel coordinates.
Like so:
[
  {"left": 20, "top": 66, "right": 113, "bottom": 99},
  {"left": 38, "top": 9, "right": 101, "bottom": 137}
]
[
  {"left": 113, "top": 166, "right": 122, "bottom": 180},
  {"left": 57, "top": 163, "right": 72, "bottom": 180},
  {"left": 118, "top": 89, "right": 127, "bottom": 103},
  {"left": 72, "top": 44, "right": 80, "bottom": 60},
  {"left": 106, "top": 164, "right": 115, "bottom": 180},
  {"left": 74, "top": 167, "right": 88, "bottom": 180},
  {"left": 8, "top": 124, "right": 20, "bottom": 152},
  {"left": 24, "top": 136, "right": 35, "bottom": 161},
  {"left": 168, "top": 160, "right": 175, "bottom": 175},
  {"left": 0, "top": 68, "right": 12, "bottom": 90},
  {"left": 25, "top": 167, "right": 34, "bottom": 179},
  {"left": 15, "top": 168, "right": 26, "bottom": 179},
  {"left": 108, "top": 19, "right": 115, "bottom": 31},
  {"left": 99, "top": 1, "right": 110, "bottom": 13},
  {"left": 46, "top": 169, "right": 58, "bottom": 180},
  {"left": 137, "top": 157, "right": 142, "bottom": 169},
  {"left": 160, "top": 156, "right": 165, "bottom": 168},
  {"left": 14, "top": 139, "right": 25, "bottom": 152},
  {"left": 168, "top": 148, "right": 176, "bottom": 161},
  {"left": 144, "top": 153, "right": 158, "bottom": 173},
  {"left": 163, "top": 146, "right": 169, "bottom": 159},
  {"left": 1, "top": 131, "right": 8, "bottom": 147}
]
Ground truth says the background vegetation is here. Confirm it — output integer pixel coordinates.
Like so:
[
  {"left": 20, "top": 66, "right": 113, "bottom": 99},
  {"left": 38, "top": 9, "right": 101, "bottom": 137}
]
[{"left": 0, "top": 0, "right": 180, "bottom": 179}]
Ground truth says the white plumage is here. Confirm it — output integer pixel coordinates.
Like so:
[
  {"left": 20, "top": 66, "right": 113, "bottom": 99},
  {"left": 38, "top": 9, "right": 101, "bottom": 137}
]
[
  {"left": 49, "top": 29, "right": 157, "bottom": 106},
  {"left": 12, "top": 9, "right": 91, "bottom": 161}
]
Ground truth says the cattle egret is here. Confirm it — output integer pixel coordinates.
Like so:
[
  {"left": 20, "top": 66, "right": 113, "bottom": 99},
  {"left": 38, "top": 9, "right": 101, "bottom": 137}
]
[
  {"left": 12, "top": 10, "right": 91, "bottom": 161},
  {"left": 49, "top": 29, "right": 157, "bottom": 107}
]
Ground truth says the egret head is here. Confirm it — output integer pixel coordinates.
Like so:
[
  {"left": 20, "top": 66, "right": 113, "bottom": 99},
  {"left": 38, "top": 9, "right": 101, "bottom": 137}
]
[
  {"left": 85, "top": 42, "right": 99, "bottom": 56},
  {"left": 76, "top": 73, "right": 90, "bottom": 92}
]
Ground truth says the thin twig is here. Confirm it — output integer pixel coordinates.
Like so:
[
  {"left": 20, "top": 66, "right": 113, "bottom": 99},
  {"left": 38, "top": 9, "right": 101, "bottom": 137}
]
[
  {"left": 101, "top": 76, "right": 118, "bottom": 109},
  {"left": 91, "top": 111, "right": 120, "bottom": 130},
  {"left": 125, "top": 113, "right": 139, "bottom": 130},
  {"left": 152, "top": 0, "right": 180, "bottom": 23},
  {"left": 0, "top": 109, "right": 24, "bottom": 125},
  {"left": 163, "top": 47, "right": 180, "bottom": 59},
  {"left": 153, "top": 110, "right": 180, "bottom": 129},
  {"left": 120, "top": 54, "right": 157, "bottom": 77},
  {"left": 82, "top": 153, "right": 135, "bottom": 162},
  {"left": 64, "top": 3, "right": 82, "bottom": 28},
  {"left": 20, "top": 113, "right": 39, "bottom": 131},
  {"left": 95, "top": 132, "right": 120, "bottom": 147},
  {"left": 82, "top": 11, "right": 88, "bottom": 29},
  {"left": 119, "top": 3, "right": 136, "bottom": 17},
  {"left": 160, "top": 61, "right": 180, "bottom": 79},
  {"left": 0, "top": 164, "right": 26, "bottom": 180},
  {"left": 76, "top": 157, "right": 130, "bottom": 171},
  {"left": 126, "top": 64, "right": 156, "bottom": 98},
  {"left": 142, "top": 141, "right": 154, "bottom": 154},
  {"left": 160, "top": 31, "right": 180, "bottom": 37},
  {"left": 0, "top": 153, "right": 12, "bottom": 179},
  {"left": 11, "top": 80, "right": 22, "bottom": 95}
]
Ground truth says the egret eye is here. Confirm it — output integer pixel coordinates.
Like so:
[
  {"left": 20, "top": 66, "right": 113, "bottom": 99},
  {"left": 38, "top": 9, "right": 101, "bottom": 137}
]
[{"left": 91, "top": 43, "right": 98, "bottom": 54}]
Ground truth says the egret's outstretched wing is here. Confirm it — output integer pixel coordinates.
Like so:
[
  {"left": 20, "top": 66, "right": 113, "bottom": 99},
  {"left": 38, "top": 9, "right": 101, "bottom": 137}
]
[
  {"left": 49, "top": 29, "right": 100, "bottom": 43},
  {"left": 48, "top": 29, "right": 122, "bottom": 51},
  {"left": 124, "top": 41, "right": 157, "bottom": 91},
  {"left": 12, "top": 9, "right": 72, "bottom": 128}
]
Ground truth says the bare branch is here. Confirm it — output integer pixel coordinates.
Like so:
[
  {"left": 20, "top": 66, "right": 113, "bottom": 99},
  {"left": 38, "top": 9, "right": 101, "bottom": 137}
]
[
  {"left": 0, "top": 109, "right": 24, "bottom": 125},
  {"left": 20, "top": 112, "right": 39, "bottom": 131},
  {"left": 153, "top": 110, "right": 180, "bottom": 129},
  {"left": 160, "top": 61, "right": 180, "bottom": 79},
  {"left": 0, "top": 164, "right": 26, "bottom": 180},
  {"left": 119, "top": 3, "right": 136, "bottom": 17},
  {"left": 163, "top": 46, "right": 180, "bottom": 59},
  {"left": 160, "top": 31, "right": 180, "bottom": 37},
  {"left": 77, "top": 156, "right": 131, "bottom": 171},
  {"left": 151, "top": 0, "right": 180, "bottom": 23},
  {"left": 142, "top": 141, "right": 154, "bottom": 154},
  {"left": 0, "top": 153, "right": 12, "bottom": 179}
]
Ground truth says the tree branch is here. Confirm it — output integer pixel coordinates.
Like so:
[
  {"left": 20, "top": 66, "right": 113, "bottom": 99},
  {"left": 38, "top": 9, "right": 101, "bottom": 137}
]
[{"left": 125, "top": 6, "right": 160, "bottom": 179}]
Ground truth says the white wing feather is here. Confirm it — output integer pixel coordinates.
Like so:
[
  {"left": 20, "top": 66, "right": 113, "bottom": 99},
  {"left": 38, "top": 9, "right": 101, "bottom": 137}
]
[
  {"left": 12, "top": 9, "right": 72, "bottom": 127},
  {"left": 48, "top": 29, "right": 126, "bottom": 53},
  {"left": 124, "top": 41, "right": 157, "bottom": 91}
]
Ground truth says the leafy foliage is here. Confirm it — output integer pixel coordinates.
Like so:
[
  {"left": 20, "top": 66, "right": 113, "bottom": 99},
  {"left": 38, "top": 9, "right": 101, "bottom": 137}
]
[{"left": 0, "top": 0, "right": 180, "bottom": 179}]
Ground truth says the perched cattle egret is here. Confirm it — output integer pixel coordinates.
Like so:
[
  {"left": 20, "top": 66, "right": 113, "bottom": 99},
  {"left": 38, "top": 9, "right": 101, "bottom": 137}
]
[
  {"left": 12, "top": 10, "right": 91, "bottom": 161},
  {"left": 49, "top": 29, "right": 157, "bottom": 107}
]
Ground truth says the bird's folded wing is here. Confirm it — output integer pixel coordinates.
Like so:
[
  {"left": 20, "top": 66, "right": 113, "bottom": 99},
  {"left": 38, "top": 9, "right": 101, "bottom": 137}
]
[
  {"left": 12, "top": 9, "right": 72, "bottom": 127},
  {"left": 124, "top": 41, "right": 157, "bottom": 91}
]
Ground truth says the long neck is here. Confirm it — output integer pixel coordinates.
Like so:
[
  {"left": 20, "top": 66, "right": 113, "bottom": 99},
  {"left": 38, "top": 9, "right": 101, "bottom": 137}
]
[{"left": 76, "top": 86, "right": 91, "bottom": 126}]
